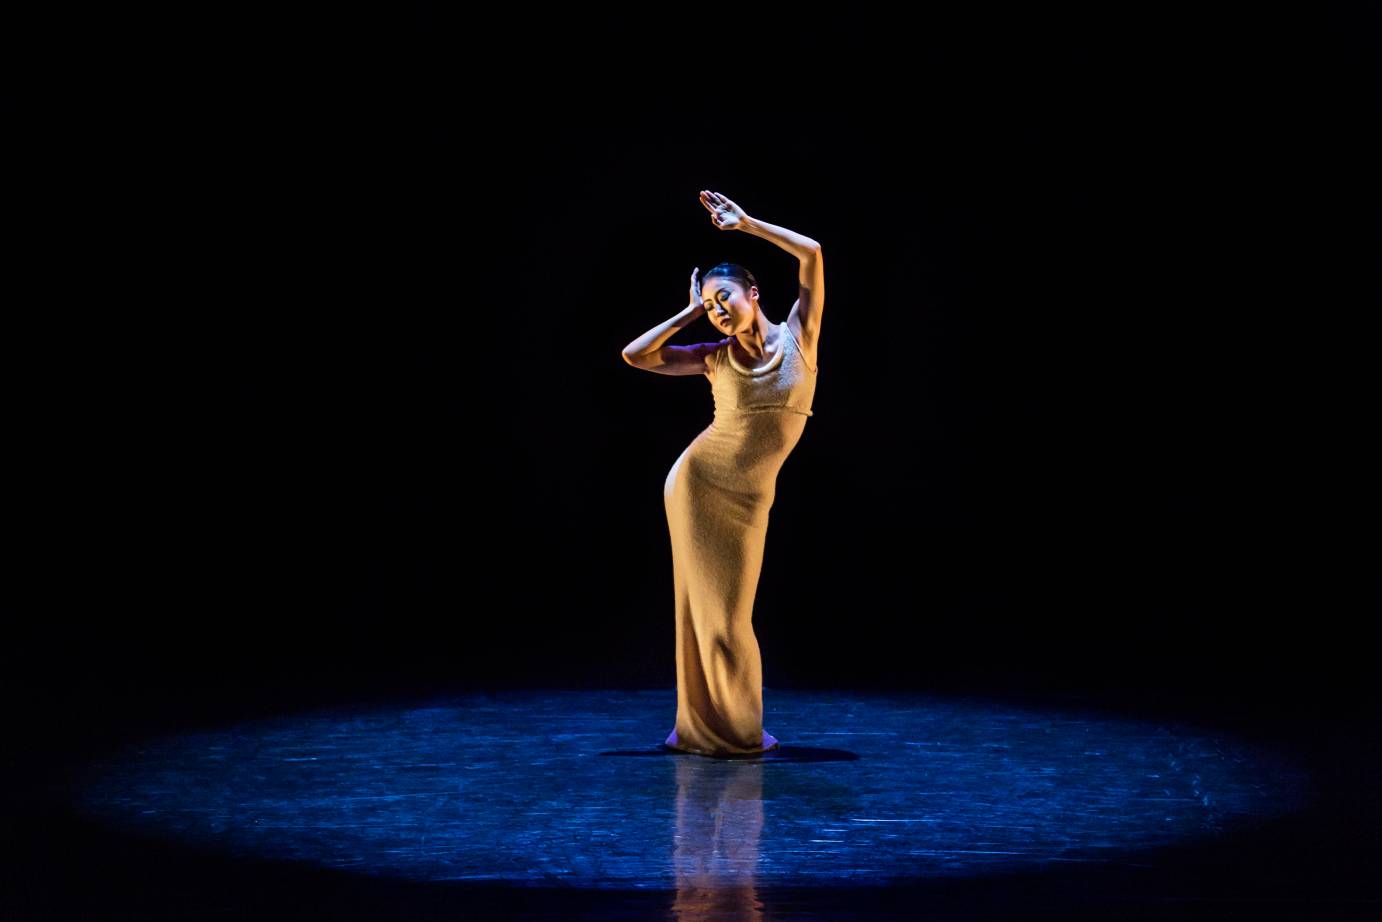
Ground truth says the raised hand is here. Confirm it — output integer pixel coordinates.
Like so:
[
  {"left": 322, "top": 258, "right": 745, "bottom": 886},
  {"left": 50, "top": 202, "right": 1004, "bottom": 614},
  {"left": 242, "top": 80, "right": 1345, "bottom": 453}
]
[
  {"left": 688, "top": 266, "right": 703, "bottom": 310},
  {"left": 699, "top": 190, "right": 747, "bottom": 231}
]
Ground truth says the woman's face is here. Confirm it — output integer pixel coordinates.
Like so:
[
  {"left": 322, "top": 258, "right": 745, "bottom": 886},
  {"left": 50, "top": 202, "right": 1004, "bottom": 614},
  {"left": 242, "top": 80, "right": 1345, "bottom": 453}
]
[{"left": 701, "top": 279, "right": 756, "bottom": 334}]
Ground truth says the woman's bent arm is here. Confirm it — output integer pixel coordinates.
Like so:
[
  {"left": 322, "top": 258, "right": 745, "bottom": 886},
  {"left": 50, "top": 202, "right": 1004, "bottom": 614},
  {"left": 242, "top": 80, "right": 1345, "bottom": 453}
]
[
  {"left": 739, "top": 213, "right": 825, "bottom": 350},
  {"left": 621, "top": 303, "right": 703, "bottom": 363}
]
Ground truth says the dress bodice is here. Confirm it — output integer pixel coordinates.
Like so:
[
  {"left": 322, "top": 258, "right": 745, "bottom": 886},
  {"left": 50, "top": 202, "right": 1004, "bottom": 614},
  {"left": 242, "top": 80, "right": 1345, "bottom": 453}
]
[{"left": 709, "top": 321, "right": 817, "bottom": 418}]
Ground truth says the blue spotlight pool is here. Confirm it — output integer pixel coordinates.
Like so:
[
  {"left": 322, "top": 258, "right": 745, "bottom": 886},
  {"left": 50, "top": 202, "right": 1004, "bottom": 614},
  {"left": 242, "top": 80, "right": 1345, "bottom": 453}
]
[{"left": 62, "top": 689, "right": 1314, "bottom": 888}]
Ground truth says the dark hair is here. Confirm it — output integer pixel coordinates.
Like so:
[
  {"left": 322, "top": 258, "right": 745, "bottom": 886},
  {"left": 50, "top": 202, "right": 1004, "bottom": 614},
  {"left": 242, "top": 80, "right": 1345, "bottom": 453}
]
[{"left": 702, "top": 262, "right": 758, "bottom": 300}]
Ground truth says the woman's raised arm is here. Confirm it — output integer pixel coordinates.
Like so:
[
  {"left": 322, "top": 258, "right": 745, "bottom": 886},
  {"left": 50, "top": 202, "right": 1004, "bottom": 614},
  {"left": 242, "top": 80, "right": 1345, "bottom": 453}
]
[
  {"left": 700, "top": 190, "right": 825, "bottom": 352},
  {"left": 699, "top": 190, "right": 820, "bottom": 259}
]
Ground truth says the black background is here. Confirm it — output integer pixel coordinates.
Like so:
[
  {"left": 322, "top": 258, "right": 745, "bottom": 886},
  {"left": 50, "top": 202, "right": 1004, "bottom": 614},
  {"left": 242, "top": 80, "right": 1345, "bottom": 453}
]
[{"left": 11, "top": 6, "right": 1377, "bottom": 765}]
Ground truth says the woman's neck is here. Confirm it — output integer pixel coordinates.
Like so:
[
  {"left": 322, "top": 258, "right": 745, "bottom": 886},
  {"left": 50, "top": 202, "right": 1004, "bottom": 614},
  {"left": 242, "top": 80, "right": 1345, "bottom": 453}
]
[{"left": 734, "top": 316, "right": 778, "bottom": 361}]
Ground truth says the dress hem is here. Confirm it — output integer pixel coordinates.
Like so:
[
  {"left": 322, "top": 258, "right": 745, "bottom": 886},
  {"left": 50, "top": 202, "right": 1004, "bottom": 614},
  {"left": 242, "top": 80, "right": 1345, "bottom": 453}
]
[{"left": 659, "top": 741, "right": 781, "bottom": 757}]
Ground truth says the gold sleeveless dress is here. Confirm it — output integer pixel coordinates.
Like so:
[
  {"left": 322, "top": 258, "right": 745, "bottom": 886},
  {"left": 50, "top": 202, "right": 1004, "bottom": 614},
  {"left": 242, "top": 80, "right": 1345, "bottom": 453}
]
[{"left": 662, "top": 321, "right": 818, "bottom": 755}]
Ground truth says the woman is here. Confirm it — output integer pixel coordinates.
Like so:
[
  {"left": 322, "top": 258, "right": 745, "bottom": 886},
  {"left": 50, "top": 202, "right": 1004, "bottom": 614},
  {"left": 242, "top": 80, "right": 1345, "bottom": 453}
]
[{"left": 622, "top": 190, "right": 824, "bottom": 757}]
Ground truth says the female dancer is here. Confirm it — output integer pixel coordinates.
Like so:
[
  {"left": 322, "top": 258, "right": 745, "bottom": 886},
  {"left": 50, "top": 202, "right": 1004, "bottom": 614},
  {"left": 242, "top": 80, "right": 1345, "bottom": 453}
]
[{"left": 621, "top": 190, "right": 824, "bottom": 756}]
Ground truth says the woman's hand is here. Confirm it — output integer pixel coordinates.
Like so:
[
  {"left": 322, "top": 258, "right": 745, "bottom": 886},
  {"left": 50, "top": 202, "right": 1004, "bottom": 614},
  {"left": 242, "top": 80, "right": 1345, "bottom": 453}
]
[
  {"left": 699, "top": 190, "right": 748, "bottom": 231},
  {"left": 688, "top": 267, "right": 703, "bottom": 313}
]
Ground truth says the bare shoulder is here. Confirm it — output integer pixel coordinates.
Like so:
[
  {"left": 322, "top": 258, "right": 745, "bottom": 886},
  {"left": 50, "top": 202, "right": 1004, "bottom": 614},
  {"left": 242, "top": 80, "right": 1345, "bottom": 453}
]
[{"left": 703, "top": 336, "right": 731, "bottom": 379}]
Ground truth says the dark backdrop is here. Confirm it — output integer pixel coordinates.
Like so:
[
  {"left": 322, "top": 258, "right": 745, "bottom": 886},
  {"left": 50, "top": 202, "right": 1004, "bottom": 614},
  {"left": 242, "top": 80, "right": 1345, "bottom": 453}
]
[{"left": 14, "top": 6, "right": 1376, "bottom": 765}]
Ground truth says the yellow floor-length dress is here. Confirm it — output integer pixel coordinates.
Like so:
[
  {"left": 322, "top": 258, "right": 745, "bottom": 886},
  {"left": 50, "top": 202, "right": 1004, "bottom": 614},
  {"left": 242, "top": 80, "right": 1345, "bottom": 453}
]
[{"left": 662, "top": 319, "right": 818, "bottom": 756}]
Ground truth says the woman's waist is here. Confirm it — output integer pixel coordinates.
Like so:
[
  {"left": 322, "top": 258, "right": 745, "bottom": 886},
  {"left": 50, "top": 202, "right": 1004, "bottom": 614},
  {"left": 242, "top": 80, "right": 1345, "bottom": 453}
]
[
  {"left": 713, "top": 404, "right": 814, "bottom": 418},
  {"left": 695, "top": 414, "right": 808, "bottom": 459}
]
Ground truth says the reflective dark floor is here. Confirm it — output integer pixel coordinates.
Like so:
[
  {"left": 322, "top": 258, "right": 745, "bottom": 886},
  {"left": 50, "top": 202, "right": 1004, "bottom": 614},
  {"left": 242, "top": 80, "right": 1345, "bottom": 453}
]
[{"left": 9, "top": 688, "right": 1380, "bottom": 920}]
